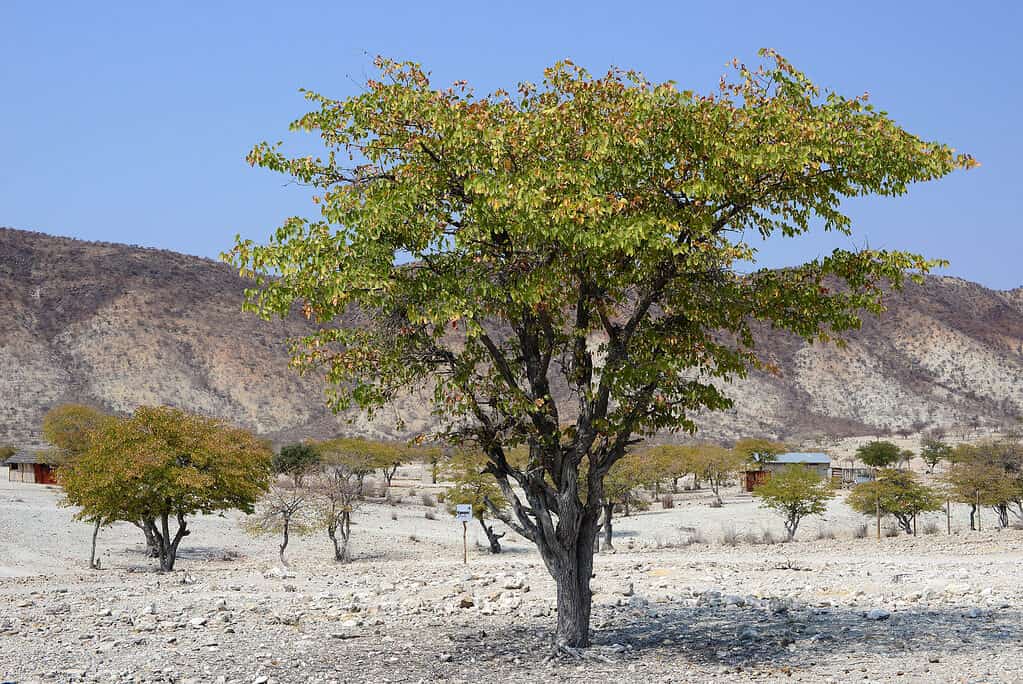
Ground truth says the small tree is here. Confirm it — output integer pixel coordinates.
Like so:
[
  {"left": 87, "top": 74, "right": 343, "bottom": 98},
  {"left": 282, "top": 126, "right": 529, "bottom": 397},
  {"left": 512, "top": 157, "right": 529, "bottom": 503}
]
[
  {"left": 595, "top": 456, "right": 660, "bottom": 551},
  {"left": 315, "top": 438, "right": 379, "bottom": 496},
  {"left": 60, "top": 406, "right": 272, "bottom": 571},
  {"left": 273, "top": 443, "right": 321, "bottom": 485},
  {"left": 920, "top": 437, "right": 952, "bottom": 473},
  {"left": 847, "top": 469, "right": 943, "bottom": 535},
  {"left": 246, "top": 480, "right": 311, "bottom": 565},
  {"left": 43, "top": 404, "right": 115, "bottom": 568},
  {"left": 753, "top": 465, "right": 834, "bottom": 541},
  {"left": 445, "top": 450, "right": 508, "bottom": 553},
  {"left": 643, "top": 444, "right": 693, "bottom": 493},
  {"left": 690, "top": 445, "right": 745, "bottom": 505},
  {"left": 373, "top": 442, "right": 406, "bottom": 490},
  {"left": 946, "top": 440, "right": 1023, "bottom": 528},
  {"left": 856, "top": 441, "right": 902, "bottom": 470},
  {"left": 311, "top": 454, "right": 363, "bottom": 562}
]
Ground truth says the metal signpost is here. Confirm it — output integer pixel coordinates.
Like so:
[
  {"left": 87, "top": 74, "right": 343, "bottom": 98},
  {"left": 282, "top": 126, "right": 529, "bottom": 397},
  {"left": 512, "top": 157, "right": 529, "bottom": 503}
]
[{"left": 455, "top": 504, "right": 472, "bottom": 564}]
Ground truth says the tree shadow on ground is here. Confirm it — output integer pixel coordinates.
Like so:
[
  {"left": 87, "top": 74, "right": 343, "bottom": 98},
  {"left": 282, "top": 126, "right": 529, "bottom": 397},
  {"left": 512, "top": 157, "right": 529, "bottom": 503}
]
[
  {"left": 592, "top": 599, "right": 1021, "bottom": 667},
  {"left": 464, "top": 598, "right": 1020, "bottom": 670}
]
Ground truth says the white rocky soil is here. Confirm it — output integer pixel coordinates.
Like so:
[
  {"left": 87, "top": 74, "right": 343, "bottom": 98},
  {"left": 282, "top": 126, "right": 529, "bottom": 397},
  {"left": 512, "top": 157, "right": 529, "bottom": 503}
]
[{"left": 2, "top": 474, "right": 1022, "bottom": 683}]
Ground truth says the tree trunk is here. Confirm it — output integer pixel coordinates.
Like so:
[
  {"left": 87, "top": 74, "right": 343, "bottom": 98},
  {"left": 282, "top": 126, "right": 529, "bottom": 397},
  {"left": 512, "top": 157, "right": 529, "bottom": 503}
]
[
  {"left": 995, "top": 504, "right": 1009, "bottom": 529},
  {"left": 148, "top": 512, "right": 190, "bottom": 572},
  {"left": 895, "top": 513, "right": 913, "bottom": 535},
  {"left": 279, "top": 517, "right": 291, "bottom": 566},
  {"left": 672, "top": 477, "right": 679, "bottom": 493},
  {"left": 89, "top": 518, "right": 102, "bottom": 570},
  {"left": 545, "top": 513, "right": 597, "bottom": 649},
  {"left": 478, "top": 517, "right": 504, "bottom": 554},
  {"left": 134, "top": 520, "right": 160, "bottom": 558},
  {"left": 970, "top": 503, "right": 978, "bottom": 531},
  {"left": 785, "top": 516, "right": 797, "bottom": 541},
  {"left": 602, "top": 502, "right": 614, "bottom": 551},
  {"left": 330, "top": 512, "right": 351, "bottom": 563}
]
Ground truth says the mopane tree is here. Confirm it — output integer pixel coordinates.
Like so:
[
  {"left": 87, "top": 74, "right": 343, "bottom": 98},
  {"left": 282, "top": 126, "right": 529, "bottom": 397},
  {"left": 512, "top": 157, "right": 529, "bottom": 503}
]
[
  {"left": 689, "top": 444, "right": 745, "bottom": 505},
  {"left": 847, "top": 468, "right": 943, "bottom": 534},
  {"left": 920, "top": 436, "right": 951, "bottom": 473},
  {"left": 227, "top": 52, "right": 973, "bottom": 647},
  {"left": 856, "top": 440, "right": 903, "bottom": 470},
  {"left": 947, "top": 440, "right": 1023, "bottom": 528},
  {"left": 753, "top": 464, "right": 834, "bottom": 540},
  {"left": 61, "top": 406, "right": 273, "bottom": 571}
]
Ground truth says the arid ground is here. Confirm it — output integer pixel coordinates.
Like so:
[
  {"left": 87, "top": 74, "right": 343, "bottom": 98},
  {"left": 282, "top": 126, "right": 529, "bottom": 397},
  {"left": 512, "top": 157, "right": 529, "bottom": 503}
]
[{"left": 2, "top": 471, "right": 1022, "bottom": 683}]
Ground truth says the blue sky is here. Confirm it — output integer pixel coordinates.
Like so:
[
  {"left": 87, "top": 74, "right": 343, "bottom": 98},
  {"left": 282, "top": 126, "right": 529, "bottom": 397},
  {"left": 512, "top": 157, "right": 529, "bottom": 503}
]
[{"left": 2, "top": 1, "right": 1019, "bottom": 288}]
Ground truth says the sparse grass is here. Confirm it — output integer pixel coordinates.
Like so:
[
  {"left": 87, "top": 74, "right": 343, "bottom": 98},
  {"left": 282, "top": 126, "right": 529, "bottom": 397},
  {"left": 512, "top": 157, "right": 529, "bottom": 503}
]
[
  {"left": 661, "top": 495, "right": 675, "bottom": 509},
  {"left": 721, "top": 526, "right": 740, "bottom": 547},
  {"left": 922, "top": 520, "right": 940, "bottom": 535},
  {"left": 815, "top": 526, "right": 836, "bottom": 541},
  {"left": 420, "top": 493, "right": 436, "bottom": 508},
  {"left": 853, "top": 523, "right": 869, "bottom": 539},
  {"left": 424, "top": 509, "right": 436, "bottom": 520},
  {"left": 884, "top": 524, "right": 900, "bottom": 538},
  {"left": 751, "top": 529, "right": 777, "bottom": 545}
]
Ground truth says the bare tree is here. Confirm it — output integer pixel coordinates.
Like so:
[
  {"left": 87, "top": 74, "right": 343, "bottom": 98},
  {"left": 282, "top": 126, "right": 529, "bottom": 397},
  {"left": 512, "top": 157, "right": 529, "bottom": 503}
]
[
  {"left": 246, "top": 480, "right": 310, "bottom": 566},
  {"left": 310, "top": 463, "right": 361, "bottom": 562}
]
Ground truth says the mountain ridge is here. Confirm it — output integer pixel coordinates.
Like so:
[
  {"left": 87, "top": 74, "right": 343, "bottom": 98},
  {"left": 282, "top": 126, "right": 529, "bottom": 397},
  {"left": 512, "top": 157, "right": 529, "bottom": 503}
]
[{"left": 2, "top": 227, "right": 1021, "bottom": 449}]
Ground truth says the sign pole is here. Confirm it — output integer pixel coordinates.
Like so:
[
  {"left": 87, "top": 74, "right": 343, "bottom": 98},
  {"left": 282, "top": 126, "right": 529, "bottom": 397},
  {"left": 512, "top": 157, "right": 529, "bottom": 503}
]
[{"left": 455, "top": 503, "right": 472, "bottom": 564}]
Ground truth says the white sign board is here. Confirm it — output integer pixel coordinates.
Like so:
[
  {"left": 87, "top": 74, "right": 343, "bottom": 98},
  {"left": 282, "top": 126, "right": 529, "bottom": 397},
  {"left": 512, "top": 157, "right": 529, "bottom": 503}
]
[{"left": 455, "top": 504, "right": 473, "bottom": 522}]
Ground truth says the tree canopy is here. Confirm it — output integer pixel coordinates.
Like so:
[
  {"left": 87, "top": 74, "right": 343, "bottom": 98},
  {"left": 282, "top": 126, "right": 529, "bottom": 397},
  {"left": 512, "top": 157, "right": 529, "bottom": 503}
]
[
  {"left": 41, "top": 404, "right": 112, "bottom": 463},
  {"left": 847, "top": 468, "right": 942, "bottom": 534},
  {"left": 856, "top": 441, "right": 903, "bottom": 469},
  {"left": 273, "top": 442, "right": 321, "bottom": 483},
  {"left": 753, "top": 464, "right": 834, "bottom": 540},
  {"left": 227, "top": 52, "right": 973, "bottom": 647}
]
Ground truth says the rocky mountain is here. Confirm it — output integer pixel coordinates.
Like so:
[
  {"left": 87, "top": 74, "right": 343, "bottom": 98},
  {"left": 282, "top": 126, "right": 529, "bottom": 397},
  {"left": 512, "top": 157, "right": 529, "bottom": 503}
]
[{"left": 2, "top": 227, "right": 1021, "bottom": 449}]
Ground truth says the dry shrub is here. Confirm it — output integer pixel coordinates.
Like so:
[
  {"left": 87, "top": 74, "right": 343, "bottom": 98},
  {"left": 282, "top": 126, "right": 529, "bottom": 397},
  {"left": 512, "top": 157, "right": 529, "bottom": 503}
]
[
  {"left": 390, "top": 510, "right": 398, "bottom": 521},
  {"left": 752, "top": 529, "right": 777, "bottom": 545},
  {"left": 815, "top": 526, "right": 836, "bottom": 541},
  {"left": 436, "top": 491, "right": 446, "bottom": 503},
  {"left": 884, "top": 524, "right": 900, "bottom": 538},
  {"left": 922, "top": 520, "right": 940, "bottom": 535},
  {"left": 720, "top": 526, "right": 740, "bottom": 547},
  {"left": 424, "top": 509, "right": 436, "bottom": 520},
  {"left": 853, "top": 523, "right": 869, "bottom": 539},
  {"left": 661, "top": 495, "right": 675, "bottom": 509},
  {"left": 420, "top": 492, "right": 437, "bottom": 508}
]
